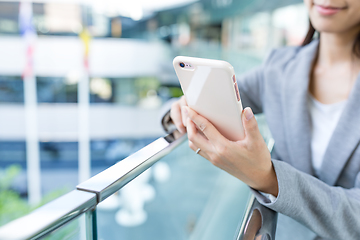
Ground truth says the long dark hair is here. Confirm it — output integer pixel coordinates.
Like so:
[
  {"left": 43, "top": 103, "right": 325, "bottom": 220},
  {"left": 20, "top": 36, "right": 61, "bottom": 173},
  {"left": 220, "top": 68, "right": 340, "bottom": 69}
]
[{"left": 302, "top": 20, "right": 360, "bottom": 58}]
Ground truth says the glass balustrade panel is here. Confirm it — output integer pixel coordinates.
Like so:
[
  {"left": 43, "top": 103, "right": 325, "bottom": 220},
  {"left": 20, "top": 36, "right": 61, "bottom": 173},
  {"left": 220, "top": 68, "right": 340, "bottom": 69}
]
[{"left": 96, "top": 140, "right": 252, "bottom": 240}]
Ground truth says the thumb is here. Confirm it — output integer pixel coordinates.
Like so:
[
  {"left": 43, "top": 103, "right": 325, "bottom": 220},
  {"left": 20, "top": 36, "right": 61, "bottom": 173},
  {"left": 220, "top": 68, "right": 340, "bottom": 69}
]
[{"left": 242, "top": 107, "right": 262, "bottom": 141}]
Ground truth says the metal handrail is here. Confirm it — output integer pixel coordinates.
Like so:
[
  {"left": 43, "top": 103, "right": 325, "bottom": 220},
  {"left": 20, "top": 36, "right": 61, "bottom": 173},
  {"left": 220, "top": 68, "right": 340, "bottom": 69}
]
[
  {"left": 235, "top": 195, "right": 278, "bottom": 240},
  {"left": 0, "top": 129, "right": 278, "bottom": 240},
  {"left": 235, "top": 134, "right": 278, "bottom": 240},
  {"left": 77, "top": 131, "right": 186, "bottom": 203},
  {"left": 0, "top": 190, "right": 97, "bottom": 240},
  {"left": 0, "top": 130, "right": 186, "bottom": 240}
]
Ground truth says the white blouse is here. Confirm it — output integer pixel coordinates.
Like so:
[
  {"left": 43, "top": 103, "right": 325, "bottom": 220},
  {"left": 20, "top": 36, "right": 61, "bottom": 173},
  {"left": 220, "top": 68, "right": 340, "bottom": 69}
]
[
  {"left": 308, "top": 95, "right": 347, "bottom": 176},
  {"left": 260, "top": 95, "right": 347, "bottom": 203}
]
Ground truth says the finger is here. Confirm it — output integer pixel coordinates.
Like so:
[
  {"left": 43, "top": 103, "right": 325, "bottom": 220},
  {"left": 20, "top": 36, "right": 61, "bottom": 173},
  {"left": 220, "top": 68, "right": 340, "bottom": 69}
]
[
  {"left": 187, "top": 117, "right": 214, "bottom": 160},
  {"left": 183, "top": 106, "right": 227, "bottom": 145},
  {"left": 242, "top": 107, "right": 263, "bottom": 141},
  {"left": 179, "top": 96, "right": 188, "bottom": 127},
  {"left": 181, "top": 106, "right": 188, "bottom": 127},
  {"left": 189, "top": 140, "right": 197, "bottom": 151},
  {"left": 170, "top": 101, "right": 186, "bottom": 133},
  {"left": 188, "top": 140, "right": 210, "bottom": 159},
  {"left": 187, "top": 118, "right": 210, "bottom": 150}
]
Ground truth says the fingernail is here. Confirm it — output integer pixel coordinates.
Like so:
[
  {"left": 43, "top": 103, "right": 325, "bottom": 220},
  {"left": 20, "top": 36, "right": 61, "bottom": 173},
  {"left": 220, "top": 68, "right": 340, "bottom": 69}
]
[{"left": 244, "top": 107, "right": 254, "bottom": 121}]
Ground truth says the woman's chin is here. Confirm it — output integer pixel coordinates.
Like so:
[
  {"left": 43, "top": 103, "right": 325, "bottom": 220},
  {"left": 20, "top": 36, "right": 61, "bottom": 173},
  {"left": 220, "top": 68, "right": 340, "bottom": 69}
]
[{"left": 311, "top": 20, "right": 348, "bottom": 34}]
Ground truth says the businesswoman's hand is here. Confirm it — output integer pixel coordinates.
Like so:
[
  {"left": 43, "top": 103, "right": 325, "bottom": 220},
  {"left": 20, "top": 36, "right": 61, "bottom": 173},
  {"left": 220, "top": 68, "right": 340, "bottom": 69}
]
[
  {"left": 170, "top": 96, "right": 188, "bottom": 134},
  {"left": 183, "top": 106, "right": 279, "bottom": 196}
]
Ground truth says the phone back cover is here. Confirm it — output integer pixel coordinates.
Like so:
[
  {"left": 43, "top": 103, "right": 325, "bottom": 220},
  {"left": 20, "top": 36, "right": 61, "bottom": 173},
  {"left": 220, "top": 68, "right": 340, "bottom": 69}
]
[{"left": 173, "top": 56, "right": 244, "bottom": 141}]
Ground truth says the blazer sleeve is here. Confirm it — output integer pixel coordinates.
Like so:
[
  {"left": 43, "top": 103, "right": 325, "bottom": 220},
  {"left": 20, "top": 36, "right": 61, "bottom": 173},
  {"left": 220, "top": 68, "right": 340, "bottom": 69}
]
[{"left": 253, "top": 159, "right": 360, "bottom": 239}]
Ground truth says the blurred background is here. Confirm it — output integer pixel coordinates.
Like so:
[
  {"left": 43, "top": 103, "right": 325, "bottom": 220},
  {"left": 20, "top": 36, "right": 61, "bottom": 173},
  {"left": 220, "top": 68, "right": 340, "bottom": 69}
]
[{"left": 0, "top": 0, "right": 307, "bottom": 239}]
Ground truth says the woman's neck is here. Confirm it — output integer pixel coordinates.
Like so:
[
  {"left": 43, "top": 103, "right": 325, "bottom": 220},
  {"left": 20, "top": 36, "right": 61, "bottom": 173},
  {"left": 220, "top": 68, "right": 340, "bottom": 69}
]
[
  {"left": 309, "top": 28, "right": 360, "bottom": 104},
  {"left": 317, "top": 27, "right": 360, "bottom": 66}
]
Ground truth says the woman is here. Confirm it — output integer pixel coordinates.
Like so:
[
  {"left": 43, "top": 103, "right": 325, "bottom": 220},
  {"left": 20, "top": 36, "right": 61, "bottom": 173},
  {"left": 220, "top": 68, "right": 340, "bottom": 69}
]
[{"left": 162, "top": 0, "right": 360, "bottom": 239}]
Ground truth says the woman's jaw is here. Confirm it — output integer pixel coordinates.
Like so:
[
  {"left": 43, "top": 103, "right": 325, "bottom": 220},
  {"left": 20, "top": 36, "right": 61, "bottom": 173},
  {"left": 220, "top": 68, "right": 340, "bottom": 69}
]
[{"left": 304, "top": 0, "right": 360, "bottom": 34}]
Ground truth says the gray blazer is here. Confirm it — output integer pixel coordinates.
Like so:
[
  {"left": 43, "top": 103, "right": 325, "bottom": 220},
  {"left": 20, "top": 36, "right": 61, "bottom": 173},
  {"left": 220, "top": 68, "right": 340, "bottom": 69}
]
[{"left": 238, "top": 40, "right": 360, "bottom": 240}]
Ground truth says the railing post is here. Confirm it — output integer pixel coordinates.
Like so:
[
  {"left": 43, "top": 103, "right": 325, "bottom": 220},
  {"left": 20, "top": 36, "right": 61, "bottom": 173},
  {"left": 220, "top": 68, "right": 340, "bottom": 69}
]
[{"left": 85, "top": 208, "right": 98, "bottom": 240}]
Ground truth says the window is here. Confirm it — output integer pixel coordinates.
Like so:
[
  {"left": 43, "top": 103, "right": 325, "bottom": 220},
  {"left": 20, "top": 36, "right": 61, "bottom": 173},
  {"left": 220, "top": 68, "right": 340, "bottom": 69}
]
[
  {"left": 0, "top": 76, "right": 24, "bottom": 103},
  {"left": 37, "top": 77, "right": 77, "bottom": 103}
]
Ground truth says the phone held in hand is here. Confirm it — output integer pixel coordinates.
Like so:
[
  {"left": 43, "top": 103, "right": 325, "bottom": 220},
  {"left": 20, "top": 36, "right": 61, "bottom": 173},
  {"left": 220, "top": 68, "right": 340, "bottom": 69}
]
[{"left": 173, "top": 56, "right": 244, "bottom": 141}]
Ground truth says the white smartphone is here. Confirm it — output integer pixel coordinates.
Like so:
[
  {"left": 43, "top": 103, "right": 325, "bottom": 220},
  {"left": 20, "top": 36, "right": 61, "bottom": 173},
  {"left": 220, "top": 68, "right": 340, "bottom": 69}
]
[{"left": 173, "top": 56, "right": 244, "bottom": 141}]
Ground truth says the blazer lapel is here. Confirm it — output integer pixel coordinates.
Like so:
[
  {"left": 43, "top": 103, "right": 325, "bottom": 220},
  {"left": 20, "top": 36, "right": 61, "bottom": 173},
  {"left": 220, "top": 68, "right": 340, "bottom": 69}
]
[
  {"left": 281, "top": 41, "right": 318, "bottom": 175},
  {"left": 319, "top": 73, "right": 360, "bottom": 186}
]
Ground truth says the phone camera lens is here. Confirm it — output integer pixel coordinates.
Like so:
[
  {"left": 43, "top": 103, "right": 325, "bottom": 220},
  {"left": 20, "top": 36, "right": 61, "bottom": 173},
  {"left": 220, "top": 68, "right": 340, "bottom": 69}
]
[{"left": 179, "top": 62, "right": 185, "bottom": 68}]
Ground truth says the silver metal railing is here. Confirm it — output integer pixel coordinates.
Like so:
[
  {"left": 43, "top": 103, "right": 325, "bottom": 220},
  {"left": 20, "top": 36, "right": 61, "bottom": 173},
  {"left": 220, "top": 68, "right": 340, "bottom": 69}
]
[
  {"left": 236, "top": 195, "right": 278, "bottom": 240},
  {"left": 0, "top": 190, "right": 97, "bottom": 240},
  {"left": 236, "top": 124, "right": 277, "bottom": 240},
  {"left": 0, "top": 129, "right": 278, "bottom": 240},
  {"left": 0, "top": 130, "right": 186, "bottom": 240}
]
